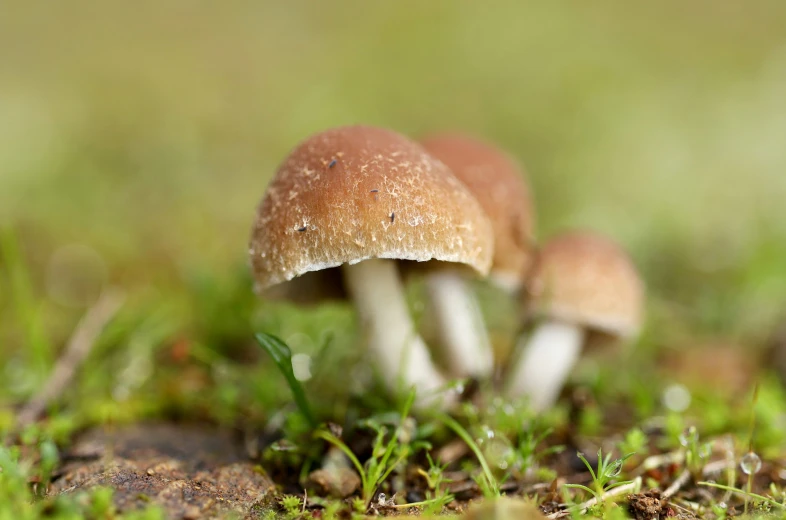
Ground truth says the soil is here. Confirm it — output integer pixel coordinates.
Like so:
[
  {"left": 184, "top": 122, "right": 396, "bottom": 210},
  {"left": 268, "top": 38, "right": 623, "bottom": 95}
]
[{"left": 49, "top": 423, "right": 278, "bottom": 518}]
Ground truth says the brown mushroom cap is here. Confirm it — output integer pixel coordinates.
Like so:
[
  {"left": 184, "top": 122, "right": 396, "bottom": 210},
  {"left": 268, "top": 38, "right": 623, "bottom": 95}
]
[
  {"left": 249, "top": 126, "right": 493, "bottom": 292},
  {"left": 420, "top": 133, "right": 535, "bottom": 287},
  {"left": 525, "top": 230, "right": 644, "bottom": 337}
]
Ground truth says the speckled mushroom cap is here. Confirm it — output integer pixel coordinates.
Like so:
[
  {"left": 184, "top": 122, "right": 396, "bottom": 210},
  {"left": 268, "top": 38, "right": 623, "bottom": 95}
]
[
  {"left": 420, "top": 133, "right": 535, "bottom": 290},
  {"left": 525, "top": 231, "right": 644, "bottom": 338},
  {"left": 249, "top": 125, "right": 494, "bottom": 293}
]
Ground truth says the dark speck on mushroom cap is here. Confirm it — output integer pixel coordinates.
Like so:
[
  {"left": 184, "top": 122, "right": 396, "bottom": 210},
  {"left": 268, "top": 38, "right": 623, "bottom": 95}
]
[{"left": 249, "top": 125, "right": 494, "bottom": 292}]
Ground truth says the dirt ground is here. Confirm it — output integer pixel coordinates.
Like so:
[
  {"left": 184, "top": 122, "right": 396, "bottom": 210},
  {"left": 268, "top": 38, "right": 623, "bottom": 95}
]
[{"left": 50, "top": 423, "right": 278, "bottom": 518}]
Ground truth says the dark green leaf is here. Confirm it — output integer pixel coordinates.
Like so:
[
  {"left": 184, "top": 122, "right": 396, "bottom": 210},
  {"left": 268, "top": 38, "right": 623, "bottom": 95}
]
[{"left": 254, "top": 332, "right": 316, "bottom": 429}]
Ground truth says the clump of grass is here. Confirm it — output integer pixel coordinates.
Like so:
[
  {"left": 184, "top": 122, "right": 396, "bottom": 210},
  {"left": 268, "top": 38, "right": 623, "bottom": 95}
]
[
  {"left": 436, "top": 413, "right": 502, "bottom": 498},
  {"left": 564, "top": 449, "right": 635, "bottom": 505},
  {"left": 1, "top": 228, "right": 52, "bottom": 389},
  {"left": 315, "top": 390, "right": 421, "bottom": 510},
  {"left": 699, "top": 481, "right": 785, "bottom": 512},
  {"left": 416, "top": 453, "right": 455, "bottom": 515}
]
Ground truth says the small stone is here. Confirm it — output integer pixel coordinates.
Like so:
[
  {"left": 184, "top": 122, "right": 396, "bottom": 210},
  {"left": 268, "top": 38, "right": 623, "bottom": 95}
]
[
  {"left": 182, "top": 505, "right": 201, "bottom": 519},
  {"left": 307, "top": 467, "right": 361, "bottom": 498},
  {"left": 464, "top": 498, "right": 546, "bottom": 519}
]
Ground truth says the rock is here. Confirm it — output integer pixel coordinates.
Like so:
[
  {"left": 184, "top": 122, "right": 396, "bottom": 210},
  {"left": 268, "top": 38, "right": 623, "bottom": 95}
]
[
  {"left": 307, "top": 467, "right": 360, "bottom": 498},
  {"left": 463, "top": 498, "right": 547, "bottom": 520}
]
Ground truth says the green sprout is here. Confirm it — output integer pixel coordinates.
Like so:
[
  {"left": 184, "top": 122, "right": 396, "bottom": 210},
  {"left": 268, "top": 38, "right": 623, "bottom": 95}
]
[
  {"left": 280, "top": 495, "right": 303, "bottom": 519},
  {"left": 563, "top": 449, "right": 635, "bottom": 505},
  {"left": 699, "top": 481, "right": 785, "bottom": 512},
  {"left": 314, "top": 391, "right": 418, "bottom": 510},
  {"left": 618, "top": 427, "right": 649, "bottom": 460},
  {"left": 416, "top": 453, "right": 455, "bottom": 515},
  {"left": 254, "top": 332, "right": 316, "bottom": 428},
  {"left": 679, "top": 425, "right": 712, "bottom": 480},
  {"left": 516, "top": 426, "right": 563, "bottom": 476},
  {"left": 436, "top": 414, "right": 501, "bottom": 498}
]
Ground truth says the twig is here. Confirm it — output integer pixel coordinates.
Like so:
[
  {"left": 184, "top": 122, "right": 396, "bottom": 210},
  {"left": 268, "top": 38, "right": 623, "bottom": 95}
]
[
  {"left": 634, "top": 450, "right": 684, "bottom": 475},
  {"left": 16, "top": 289, "right": 125, "bottom": 427},
  {"left": 672, "top": 498, "right": 703, "bottom": 514},
  {"left": 546, "top": 477, "right": 642, "bottom": 519},
  {"left": 702, "top": 458, "right": 735, "bottom": 475},
  {"left": 661, "top": 458, "right": 737, "bottom": 500},
  {"left": 662, "top": 469, "right": 690, "bottom": 499}
]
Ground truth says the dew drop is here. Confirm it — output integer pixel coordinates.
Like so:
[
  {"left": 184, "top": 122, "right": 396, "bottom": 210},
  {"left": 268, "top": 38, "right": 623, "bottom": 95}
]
[
  {"left": 478, "top": 429, "right": 514, "bottom": 470},
  {"left": 679, "top": 426, "right": 698, "bottom": 447},
  {"left": 398, "top": 417, "right": 417, "bottom": 444},
  {"left": 608, "top": 459, "right": 623, "bottom": 477},
  {"left": 449, "top": 380, "right": 465, "bottom": 395},
  {"left": 291, "top": 353, "right": 312, "bottom": 382},
  {"left": 699, "top": 442, "right": 713, "bottom": 459},
  {"left": 741, "top": 451, "right": 762, "bottom": 475}
]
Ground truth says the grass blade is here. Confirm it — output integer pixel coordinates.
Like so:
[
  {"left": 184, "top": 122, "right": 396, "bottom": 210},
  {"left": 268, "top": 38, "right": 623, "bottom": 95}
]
[
  {"left": 698, "top": 481, "right": 786, "bottom": 510},
  {"left": 436, "top": 414, "right": 499, "bottom": 497},
  {"left": 254, "top": 332, "right": 316, "bottom": 429},
  {"left": 0, "top": 227, "right": 52, "bottom": 382}
]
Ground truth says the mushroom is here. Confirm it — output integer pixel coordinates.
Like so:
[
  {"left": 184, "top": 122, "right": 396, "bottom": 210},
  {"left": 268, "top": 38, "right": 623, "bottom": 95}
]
[
  {"left": 504, "top": 230, "right": 644, "bottom": 411},
  {"left": 418, "top": 133, "right": 535, "bottom": 379},
  {"left": 249, "top": 126, "right": 493, "bottom": 406}
]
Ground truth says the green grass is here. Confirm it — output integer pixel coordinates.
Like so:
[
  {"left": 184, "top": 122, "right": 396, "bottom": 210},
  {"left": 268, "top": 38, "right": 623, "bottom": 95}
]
[
  {"left": 314, "top": 391, "right": 420, "bottom": 510},
  {"left": 437, "top": 414, "right": 501, "bottom": 499},
  {"left": 255, "top": 332, "right": 317, "bottom": 429},
  {"left": 563, "top": 450, "right": 636, "bottom": 505}
]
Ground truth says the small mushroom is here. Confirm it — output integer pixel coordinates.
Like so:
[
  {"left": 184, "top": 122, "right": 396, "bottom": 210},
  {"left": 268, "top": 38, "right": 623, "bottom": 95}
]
[
  {"left": 504, "top": 230, "right": 644, "bottom": 411},
  {"left": 249, "top": 126, "right": 493, "bottom": 407},
  {"left": 418, "top": 133, "right": 535, "bottom": 379}
]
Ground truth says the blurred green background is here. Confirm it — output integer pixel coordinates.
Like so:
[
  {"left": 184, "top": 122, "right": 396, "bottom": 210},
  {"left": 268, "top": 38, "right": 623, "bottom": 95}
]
[{"left": 2, "top": 2, "right": 786, "bottom": 419}]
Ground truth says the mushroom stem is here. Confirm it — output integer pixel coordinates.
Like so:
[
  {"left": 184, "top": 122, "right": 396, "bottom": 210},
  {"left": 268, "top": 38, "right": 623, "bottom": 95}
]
[
  {"left": 504, "top": 319, "right": 584, "bottom": 412},
  {"left": 341, "top": 258, "right": 448, "bottom": 407},
  {"left": 422, "top": 270, "right": 493, "bottom": 378}
]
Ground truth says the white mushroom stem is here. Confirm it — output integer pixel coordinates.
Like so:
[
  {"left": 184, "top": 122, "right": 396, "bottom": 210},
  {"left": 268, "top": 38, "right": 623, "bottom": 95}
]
[
  {"left": 341, "top": 258, "right": 449, "bottom": 407},
  {"left": 422, "top": 270, "right": 493, "bottom": 378},
  {"left": 504, "top": 319, "right": 584, "bottom": 412}
]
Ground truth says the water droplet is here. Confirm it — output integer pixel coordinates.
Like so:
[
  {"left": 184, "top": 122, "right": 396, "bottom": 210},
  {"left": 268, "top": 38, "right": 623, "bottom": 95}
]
[
  {"left": 718, "top": 502, "right": 727, "bottom": 510},
  {"left": 487, "top": 438, "right": 515, "bottom": 469},
  {"left": 377, "top": 493, "right": 386, "bottom": 505},
  {"left": 398, "top": 417, "right": 417, "bottom": 444},
  {"left": 449, "top": 380, "right": 465, "bottom": 395},
  {"left": 699, "top": 443, "right": 713, "bottom": 459},
  {"left": 607, "top": 459, "right": 623, "bottom": 477},
  {"left": 679, "top": 426, "right": 699, "bottom": 447},
  {"left": 291, "top": 353, "right": 312, "bottom": 381},
  {"left": 741, "top": 451, "right": 762, "bottom": 475}
]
